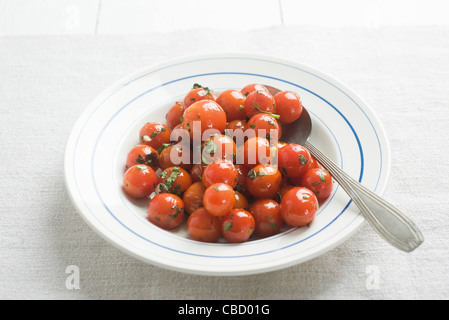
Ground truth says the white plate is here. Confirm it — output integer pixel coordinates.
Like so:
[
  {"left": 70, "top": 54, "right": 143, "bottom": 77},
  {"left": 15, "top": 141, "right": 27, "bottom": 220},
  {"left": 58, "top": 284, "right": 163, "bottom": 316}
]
[{"left": 64, "top": 53, "right": 391, "bottom": 276}]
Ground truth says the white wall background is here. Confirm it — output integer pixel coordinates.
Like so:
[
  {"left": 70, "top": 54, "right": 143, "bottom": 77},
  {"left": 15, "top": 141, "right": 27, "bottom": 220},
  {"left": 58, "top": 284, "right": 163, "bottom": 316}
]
[{"left": 1, "top": 0, "right": 448, "bottom": 36}]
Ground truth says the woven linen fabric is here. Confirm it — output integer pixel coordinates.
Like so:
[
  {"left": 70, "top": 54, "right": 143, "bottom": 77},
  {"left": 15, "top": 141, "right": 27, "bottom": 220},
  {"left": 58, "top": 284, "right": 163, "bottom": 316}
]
[{"left": 0, "top": 26, "right": 448, "bottom": 300}]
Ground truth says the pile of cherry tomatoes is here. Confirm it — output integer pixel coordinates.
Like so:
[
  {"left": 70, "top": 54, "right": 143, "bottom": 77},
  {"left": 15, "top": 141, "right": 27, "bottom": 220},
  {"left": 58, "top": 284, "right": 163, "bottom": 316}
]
[{"left": 123, "top": 83, "right": 333, "bottom": 243}]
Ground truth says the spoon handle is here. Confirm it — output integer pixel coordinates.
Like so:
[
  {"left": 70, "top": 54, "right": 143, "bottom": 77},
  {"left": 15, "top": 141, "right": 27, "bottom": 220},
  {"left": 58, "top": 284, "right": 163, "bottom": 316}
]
[{"left": 304, "top": 141, "right": 424, "bottom": 252}]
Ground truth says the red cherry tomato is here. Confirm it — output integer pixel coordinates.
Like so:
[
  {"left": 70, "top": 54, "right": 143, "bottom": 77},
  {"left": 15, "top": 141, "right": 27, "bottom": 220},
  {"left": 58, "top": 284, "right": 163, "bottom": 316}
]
[
  {"left": 276, "top": 184, "right": 295, "bottom": 202},
  {"left": 243, "top": 90, "right": 276, "bottom": 118},
  {"left": 202, "top": 160, "right": 238, "bottom": 189},
  {"left": 234, "top": 164, "right": 250, "bottom": 197},
  {"left": 233, "top": 191, "right": 249, "bottom": 210},
  {"left": 123, "top": 164, "right": 158, "bottom": 199},
  {"left": 246, "top": 164, "right": 282, "bottom": 199},
  {"left": 201, "top": 134, "right": 236, "bottom": 165},
  {"left": 189, "top": 163, "right": 203, "bottom": 183},
  {"left": 157, "top": 143, "right": 192, "bottom": 171},
  {"left": 250, "top": 199, "right": 283, "bottom": 237},
  {"left": 221, "top": 209, "right": 255, "bottom": 243},
  {"left": 157, "top": 166, "right": 192, "bottom": 195},
  {"left": 203, "top": 183, "right": 236, "bottom": 217},
  {"left": 183, "top": 84, "right": 216, "bottom": 108},
  {"left": 240, "top": 84, "right": 269, "bottom": 97},
  {"left": 165, "top": 101, "right": 186, "bottom": 130},
  {"left": 183, "top": 182, "right": 206, "bottom": 215},
  {"left": 147, "top": 193, "right": 184, "bottom": 230},
  {"left": 139, "top": 122, "right": 171, "bottom": 150},
  {"left": 126, "top": 145, "right": 159, "bottom": 170},
  {"left": 299, "top": 168, "right": 333, "bottom": 202},
  {"left": 241, "top": 136, "right": 275, "bottom": 168},
  {"left": 278, "top": 143, "right": 312, "bottom": 178},
  {"left": 216, "top": 89, "right": 247, "bottom": 121},
  {"left": 246, "top": 113, "right": 282, "bottom": 141},
  {"left": 280, "top": 187, "right": 318, "bottom": 227},
  {"left": 187, "top": 207, "right": 222, "bottom": 242},
  {"left": 273, "top": 91, "right": 303, "bottom": 124},
  {"left": 182, "top": 100, "right": 227, "bottom": 140}
]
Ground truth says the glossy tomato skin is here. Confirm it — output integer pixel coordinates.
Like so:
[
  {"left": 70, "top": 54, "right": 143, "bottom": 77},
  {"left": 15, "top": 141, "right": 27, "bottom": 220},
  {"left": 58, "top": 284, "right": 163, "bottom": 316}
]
[
  {"left": 221, "top": 209, "right": 255, "bottom": 243},
  {"left": 233, "top": 191, "right": 249, "bottom": 210},
  {"left": 273, "top": 91, "right": 303, "bottom": 124},
  {"left": 126, "top": 145, "right": 159, "bottom": 170},
  {"left": 123, "top": 164, "right": 158, "bottom": 199},
  {"left": 203, "top": 183, "right": 236, "bottom": 217},
  {"left": 246, "top": 113, "right": 282, "bottom": 141},
  {"left": 158, "top": 143, "right": 192, "bottom": 171},
  {"left": 139, "top": 122, "right": 171, "bottom": 150},
  {"left": 240, "top": 84, "right": 269, "bottom": 97},
  {"left": 147, "top": 193, "right": 184, "bottom": 230},
  {"left": 183, "top": 182, "right": 206, "bottom": 215},
  {"left": 246, "top": 164, "right": 282, "bottom": 199},
  {"left": 280, "top": 187, "right": 318, "bottom": 227},
  {"left": 243, "top": 90, "right": 276, "bottom": 118},
  {"left": 241, "top": 136, "right": 274, "bottom": 169},
  {"left": 250, "top": 199, "right": 283, "bottom": 238},
  {"left": 187, "top": 207, "right": 222, "bottom": 242},
  {"left": 202, "top": 160, "right": 238, "bottom": 189},
  {"left": 201, "top": 134, "right": 236, "bottom": 165},
  {"left": 234, "top": 164, "right": 251, "bottom": 197},
  {"left": 276, "top": 184, "right": 295, "bottom": 202},
  {"left": 183, "top": 85, "right": 216, "bottom": 108},
  {"left": 216, "top": 89, "right": 247, "bottom": 121},
  {"left": 189, "top": 163, "right": 203, "bottom": 183},
  {"left": 182, "top": 100, "right": 227, "bottom": 140},
  {"left": 278, "top": 144, "right": 312, "bottom": 178},
  {"left": 157, "top": 166, "right": 192, "bottom": 195},
  {"left": 165, "top": 101, "right": 186, "bottom": 130},
  {"left": 299, "top": 168, "right": 333, "bottom": 202}
]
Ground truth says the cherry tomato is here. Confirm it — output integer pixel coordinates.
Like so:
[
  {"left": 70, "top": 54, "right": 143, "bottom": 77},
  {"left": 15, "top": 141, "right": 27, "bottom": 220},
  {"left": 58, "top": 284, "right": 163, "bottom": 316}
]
[
  {"left": 203, "top": 183, "right": 236, "bottom": 217},
  {"left": 183, "top": 84, "right": 216, "bottom": 108},
  {"left": 234, "top": 164, "right": 250, "bottom": 197},
  {"left": 250, "top": 199, "right": 283, "bottom": 237},
  {"left": 139, "top": 122, "right": 171, "bottom": 150},
  {"left": 158, "top": 143, "right": 192, "bottom": 171},
  {"left": 246, "top": 113, "right": 282, "bottom": 141},
  {"left": 187, "top": 207, "right": 222, "bottom": 242},
  {"left": 276, "top": 184, "right": 295, "bottom": 202},
  {"left": 201, "top": 134, "right": 236, "bottom": 165},
  {"left": 126, "top": 145, "right": 159, "bottom": 170},
  {"left": 165, "top": 101, "right": 186, "bottom": 130},
  {"left": 299, "top": 168, "right": 333, "bottom": 202},
  {"left": 123, "top": 164, "right": 158, "bottom": 199},
  {"left": 202, "top": 160, "right": 238, "bottom": 189},
  {"left": 221, "top": 209, "right": 255, "bottom": 243},
  {"left": 157, "top": 166, "right": 192, "bottom": 195},
  {"left": 309, "top": 155, "right": 323, "bottom": 170},
  {"left": 183, "top": 182, "right": 206, "bottom": 215},
  {"left": 233, "top": 191, "right": 249, "bottom": 210},
  {"left": 182, "top": 100, "right": 227, "bottom": 140},
  {"left": 277, "top": 141, "right": 288, "bottom": 149},
  {"left": 241, "top": 136, "right": 275, "bottom": 168},
  {"left": 216, "top": 89, "right": 247, "bottom": 121},
  {"left": 240, "top": 84, "right": 269, "bottom": 97},
  {"left": 226, "top": 119, "right": 247, "bottom": 132},
  {"left": 147, "top": 193, "right": 184, "bottom": 230},
  {"left": 273, "top": 91, "right": 303, "bottom": 124},
  {"left": 280, "top": 187, "right": 318, "bottom": 227},
  {"left": 246, "top": 164, "right": 282, "bottom": 199},
  {"left": 278, "top": 143, "right": 312, "bottom": 178},
  {"left": 243, "top": 90, "right": 276, "bottom": 118},
  {"left": 189, "top": 163, "right": 203, "bottom": 183}
]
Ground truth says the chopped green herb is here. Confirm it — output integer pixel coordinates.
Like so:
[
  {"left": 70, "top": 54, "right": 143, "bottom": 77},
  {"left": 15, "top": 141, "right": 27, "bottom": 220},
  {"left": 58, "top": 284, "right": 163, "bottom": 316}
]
[
  {"left": 214, "top": 186, "right": 219, "bottom": 191},
  {"left": 136, "top": 153, "right": 145, "bottom": 164},
  {"left": 312, "top": 181, "right": 320, "bottom": 186},
  {"left": 250, "top": 124, "right": 256, "bottom": 129},
  {"left": 157, "top": 143, "right": 172, "bottom": 154},
  {"left": 247, "top": 169, "right": 257, "bottom": 180},
  {"left": 239, "top": 105, "right": 244, "bottom": 111},
  {"left": 223, "top": 222, "right": 233, "bottom": 231},
  {"left": 299, "top": 154, "right": 308, "bottom": 165}
]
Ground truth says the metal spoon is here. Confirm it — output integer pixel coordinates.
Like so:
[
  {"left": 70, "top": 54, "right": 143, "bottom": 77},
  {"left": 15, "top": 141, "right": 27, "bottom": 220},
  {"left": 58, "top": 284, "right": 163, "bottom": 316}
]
[{"left": 265, "top": 85, "right": 424, "bottom": 252}]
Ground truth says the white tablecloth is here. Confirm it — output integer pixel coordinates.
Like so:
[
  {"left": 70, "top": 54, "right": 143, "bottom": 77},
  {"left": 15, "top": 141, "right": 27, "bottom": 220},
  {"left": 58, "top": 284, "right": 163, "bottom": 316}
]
[{"left": 1, "top": 25, "right": 448, "bottom": 300}]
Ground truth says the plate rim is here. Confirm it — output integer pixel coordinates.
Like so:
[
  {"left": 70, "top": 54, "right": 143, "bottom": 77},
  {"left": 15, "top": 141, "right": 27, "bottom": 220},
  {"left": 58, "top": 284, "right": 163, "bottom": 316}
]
[{"left": 64, "top": 52, "right": 392, "bottom": 275}]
